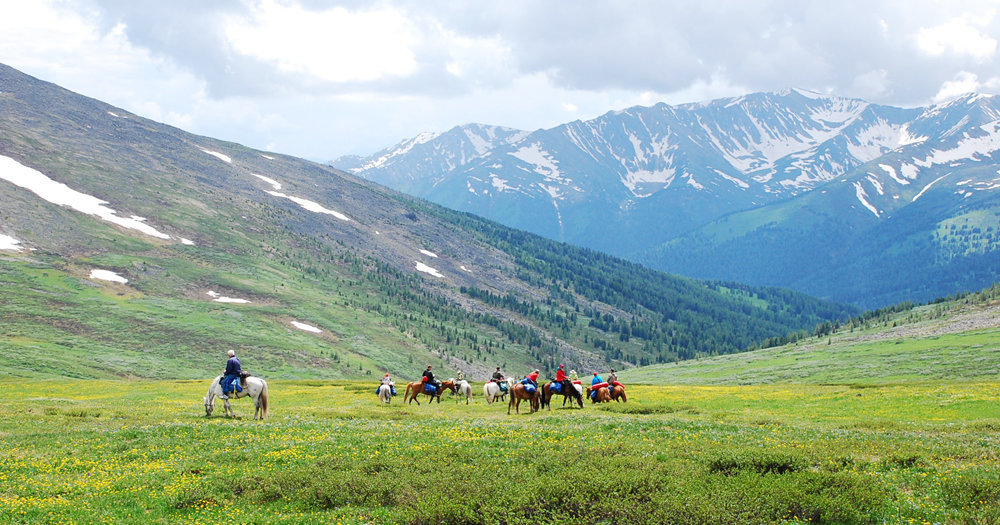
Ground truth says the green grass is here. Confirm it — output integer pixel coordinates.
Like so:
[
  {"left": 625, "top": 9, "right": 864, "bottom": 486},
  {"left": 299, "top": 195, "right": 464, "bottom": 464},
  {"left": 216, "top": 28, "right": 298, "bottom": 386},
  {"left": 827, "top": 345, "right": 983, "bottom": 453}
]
[
  {"left": 1, "top": 379, "right": 998, "bottom": 524},
  {"left": 621, "top": 299, "right": 1000, "bottom": 386}
]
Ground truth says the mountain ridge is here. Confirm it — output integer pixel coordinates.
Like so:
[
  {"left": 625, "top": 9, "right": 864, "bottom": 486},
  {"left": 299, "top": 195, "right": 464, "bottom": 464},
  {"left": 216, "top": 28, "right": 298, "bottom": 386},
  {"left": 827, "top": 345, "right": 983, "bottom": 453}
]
[{"left": 335, "top": 90, "right": 1000, "bottom": 307}]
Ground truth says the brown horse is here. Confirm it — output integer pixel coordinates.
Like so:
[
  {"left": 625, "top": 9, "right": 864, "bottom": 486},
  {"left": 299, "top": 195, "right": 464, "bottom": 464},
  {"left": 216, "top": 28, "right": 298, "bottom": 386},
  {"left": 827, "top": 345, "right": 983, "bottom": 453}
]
[
  {"left": 586, "top": 386, "right": 611, "bottom": 403},
  {"left": 540, "top": 381, "right": 583, "bottom": 410},
  {"left": 610, "top": 385, "right": 627, "bottom": 402},
  {"left": 507, "top": 382, "right": 540, "bottom": 414},
  {"left": 403, "top": 380, "right": 457, "bottom": 405}
]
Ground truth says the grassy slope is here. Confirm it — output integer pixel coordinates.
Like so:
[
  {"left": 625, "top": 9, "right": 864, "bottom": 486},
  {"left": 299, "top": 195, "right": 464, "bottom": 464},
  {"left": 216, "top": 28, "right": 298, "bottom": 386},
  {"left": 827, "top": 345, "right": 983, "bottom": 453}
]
[{"left": 621, "top": 294, "right": 1000, "bottom": 385}]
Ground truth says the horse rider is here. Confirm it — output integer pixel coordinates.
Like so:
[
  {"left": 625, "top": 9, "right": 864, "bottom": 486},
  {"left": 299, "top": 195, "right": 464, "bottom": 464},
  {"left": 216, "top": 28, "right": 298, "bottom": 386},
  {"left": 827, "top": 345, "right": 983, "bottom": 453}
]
[
  {"left": 456, "top": 370, "right": 465, "bottom": 382},
  {"left": 607, "top": 368, "right": 618, "bottom": 386},
  {"left": 592, "top": 371, "right": 604, "bottom": 386},
  {"left": 381, "top": 373, "right": 397, "bottom": 396},
  {"left": 221, "top": 349, "right": 242, "bottom": 400},
  {"left": 491, "top": 367, "right": 504, "bottom": 383},
  {"left": 553, "top": 364, "right": 572, "bottom": 393},
  {"left": 526, "top": 369, "right": 540, "bottom": 388},
  {"left": 422, "top": 365, "right": 441, "bottom": 395}
]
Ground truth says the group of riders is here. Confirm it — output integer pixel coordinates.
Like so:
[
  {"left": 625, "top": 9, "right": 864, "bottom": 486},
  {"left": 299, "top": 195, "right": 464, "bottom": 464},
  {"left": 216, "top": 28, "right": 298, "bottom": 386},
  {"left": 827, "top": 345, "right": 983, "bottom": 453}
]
[
  {"left": 378, "top": 363, "right": 625, "bottom": 402},
  {"left": 217, "top": 350, "right": 624, "bottom": 403}
]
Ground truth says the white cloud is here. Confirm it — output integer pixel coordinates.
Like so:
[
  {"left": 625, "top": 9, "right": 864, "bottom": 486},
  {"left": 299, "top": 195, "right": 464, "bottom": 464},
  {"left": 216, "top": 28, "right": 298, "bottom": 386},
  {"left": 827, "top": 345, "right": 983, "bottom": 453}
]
[
  {"left": 224, "top": 1, "right": 419, "bottom": 83},
  {"left": 917, "top": 15, "right": 998, "bottom": 61},
  {"left": 934, "top": 71, "right": 984, "bottom": 102},
  {"left": 933, "top": 71, "right": 1000, "bottom": 102}
]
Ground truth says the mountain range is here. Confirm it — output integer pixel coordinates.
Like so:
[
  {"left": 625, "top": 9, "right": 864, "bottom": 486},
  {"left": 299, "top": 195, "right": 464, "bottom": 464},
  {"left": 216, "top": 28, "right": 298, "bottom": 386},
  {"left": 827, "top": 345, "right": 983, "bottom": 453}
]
[
  {"left": 334, "top": 89, "right": 1000, "bottom": 308},
  {"left": 0, "top": 63, "right": 857, "bottom": 380}
]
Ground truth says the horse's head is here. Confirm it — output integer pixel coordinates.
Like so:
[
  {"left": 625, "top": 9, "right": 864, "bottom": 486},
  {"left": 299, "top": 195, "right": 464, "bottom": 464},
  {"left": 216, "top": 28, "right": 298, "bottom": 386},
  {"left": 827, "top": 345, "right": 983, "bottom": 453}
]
[{"left": 204, "top": 396, "right": 214, "bottom": 417}]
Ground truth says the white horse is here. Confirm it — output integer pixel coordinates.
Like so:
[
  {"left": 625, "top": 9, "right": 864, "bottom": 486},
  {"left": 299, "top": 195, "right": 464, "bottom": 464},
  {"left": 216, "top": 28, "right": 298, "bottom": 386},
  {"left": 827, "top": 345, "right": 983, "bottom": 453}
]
[
  {"left": 483, "top": 377, "right": 515, "bottom": 404},
  {"left": 454, "top": 379, "right": 472, "bottom": 404},
  {"left": 204, "top": 375, "right": 269, "bottom": 420},
  {"left": 378, "top": 383, "right": 395, "bottom": 404}
]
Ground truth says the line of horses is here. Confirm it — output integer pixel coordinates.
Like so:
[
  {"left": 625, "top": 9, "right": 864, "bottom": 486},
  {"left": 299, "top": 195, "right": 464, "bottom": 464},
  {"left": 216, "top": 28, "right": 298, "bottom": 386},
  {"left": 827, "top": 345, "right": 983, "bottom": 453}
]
[
  {"left": 384, "top": 376, "right": 627, "bottom": 415},
  {"left": 202, "top": 373, "right": 626, "bottom": 420}
]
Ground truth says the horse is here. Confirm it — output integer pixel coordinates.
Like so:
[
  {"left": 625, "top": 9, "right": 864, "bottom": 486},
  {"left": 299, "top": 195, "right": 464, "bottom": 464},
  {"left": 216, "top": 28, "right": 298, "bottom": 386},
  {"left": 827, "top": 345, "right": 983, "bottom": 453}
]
[
  {"left": 507, "top": 382, "right": 540, "bottom": 414},
  {"left": 453, "top": 379, "right": 473, "bottom": 404},
  {"left": 586, "top": 386, "right": 612, "bottom": 403},
  {"left": 540, "top": 380, "right": 584, "bottom": 410},
  {"left": 484, "top": 377, "right": 515, "bottom": 404},
  {"left": 610, "top": 384, "right": 627, "bottom": 402},
  {"left": 403, "top": 379, "right": 457, "bottom": 405},
  {"left": 204, "top": 375, "right": 269, "bottom": 420},
  {"left": 378, "top": 383, "right": 395, "bottom": 404}
]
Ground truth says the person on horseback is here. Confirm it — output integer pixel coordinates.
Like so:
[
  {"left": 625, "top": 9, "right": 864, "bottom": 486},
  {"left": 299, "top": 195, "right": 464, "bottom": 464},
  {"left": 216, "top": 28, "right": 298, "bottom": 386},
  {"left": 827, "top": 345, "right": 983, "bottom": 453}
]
[
  {"left": 526, "top": 369, "right": 540, "bottom": 388},
  {"left": 220, "top": 350, "right": 242, "bottom": 400},
  {"left": 555, "top": 364, "right": 574, "bottom": 395},
  {"left": 607, "top": 368, "right": 618, "bottom": 386},
  {"left": 422, "top": 365, "right": 441, "bottom": 395},
  {"left": 491, "top": 367, "right": 504, "bottom": 382},
  {"left": 591, "top": 371, "right": 603, "bottom": 385},
  {"left": 381, "top": 373, "right": 397, "bottom": 396}
]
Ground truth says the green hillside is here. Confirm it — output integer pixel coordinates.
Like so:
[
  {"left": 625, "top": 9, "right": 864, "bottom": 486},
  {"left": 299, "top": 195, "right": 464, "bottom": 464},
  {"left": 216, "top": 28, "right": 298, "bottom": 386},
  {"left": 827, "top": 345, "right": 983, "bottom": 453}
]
[
  {"left": 0, "top": 63, "right": 857, "bottom": 380},
  {"left": 621, "top": 284, "right": 1000, "bottom": 385}
]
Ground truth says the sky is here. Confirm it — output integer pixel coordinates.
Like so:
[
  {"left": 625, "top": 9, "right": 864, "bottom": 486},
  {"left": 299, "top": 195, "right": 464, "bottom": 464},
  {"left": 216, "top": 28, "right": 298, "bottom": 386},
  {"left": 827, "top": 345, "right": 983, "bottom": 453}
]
[{"left": 2, "top": 0, "right": 1000, "bottom": 161}]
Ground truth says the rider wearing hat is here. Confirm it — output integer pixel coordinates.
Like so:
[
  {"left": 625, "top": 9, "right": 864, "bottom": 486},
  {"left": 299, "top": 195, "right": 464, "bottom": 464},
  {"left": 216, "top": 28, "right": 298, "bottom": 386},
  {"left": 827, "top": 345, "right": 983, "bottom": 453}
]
[{"left": 221, "top": 350, "right": 242, "bottom": 399}]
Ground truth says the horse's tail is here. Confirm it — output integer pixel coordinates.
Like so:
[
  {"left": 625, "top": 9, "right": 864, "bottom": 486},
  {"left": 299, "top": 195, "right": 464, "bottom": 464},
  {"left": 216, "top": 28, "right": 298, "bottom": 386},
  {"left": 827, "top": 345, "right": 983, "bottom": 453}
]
[
  {"left": 259, "top": 380, "right": 269, "bottom": 419},
  {"left": 404, "top": 383, "right": 413, "bottom": 403}
]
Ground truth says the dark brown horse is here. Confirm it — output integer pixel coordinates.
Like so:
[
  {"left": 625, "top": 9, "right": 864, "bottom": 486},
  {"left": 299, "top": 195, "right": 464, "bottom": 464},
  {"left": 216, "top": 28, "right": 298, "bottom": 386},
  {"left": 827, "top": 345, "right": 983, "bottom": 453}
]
[
  {"left": 403, "top": 380, "right": 457, "bottom": 405},
  {"left": 540, "top": 381, "right": 583, "bottom": 410},
  {"left": 610, "top": 385, "right": 627, "bottom": 402},
  {"left": 586, "top": 386, "right": 611, "bottom": 403},
  {"left": 507, "top": 382, "right": 540, "bottom": 414}
]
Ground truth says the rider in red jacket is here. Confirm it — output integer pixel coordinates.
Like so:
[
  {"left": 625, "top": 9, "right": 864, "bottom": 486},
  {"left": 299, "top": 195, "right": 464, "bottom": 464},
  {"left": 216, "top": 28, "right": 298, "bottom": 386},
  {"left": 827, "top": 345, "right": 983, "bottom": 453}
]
[
  {"left": 555, "top": 364, "right": 581, "bottom": 403},
  {"left": 526, "top": 369, "right": 540, "bottom": 387}
]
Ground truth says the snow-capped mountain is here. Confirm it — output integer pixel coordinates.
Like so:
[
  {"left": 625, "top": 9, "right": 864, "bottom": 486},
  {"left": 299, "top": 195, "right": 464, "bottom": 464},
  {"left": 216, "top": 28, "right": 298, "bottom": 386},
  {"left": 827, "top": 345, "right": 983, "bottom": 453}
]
[
  {"left": 337, "top": 90, "right": 1000, "bottom": 307},
  {"left": 332, "top": 123, "right": 530, "bottom": 195}
]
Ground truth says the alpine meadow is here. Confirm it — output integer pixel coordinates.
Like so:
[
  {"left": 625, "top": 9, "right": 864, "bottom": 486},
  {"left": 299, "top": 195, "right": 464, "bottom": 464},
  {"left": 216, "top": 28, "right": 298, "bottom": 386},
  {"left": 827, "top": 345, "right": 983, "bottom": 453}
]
[{"left": 1, "top": 40, "right": 1000, "bottom": 525}]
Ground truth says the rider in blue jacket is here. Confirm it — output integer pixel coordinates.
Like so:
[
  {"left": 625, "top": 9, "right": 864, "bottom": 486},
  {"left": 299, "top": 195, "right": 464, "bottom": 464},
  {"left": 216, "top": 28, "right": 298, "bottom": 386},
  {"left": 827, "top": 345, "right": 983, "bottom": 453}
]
[{"left": 221, "top": 350, "right": 242, "bottom": 399}]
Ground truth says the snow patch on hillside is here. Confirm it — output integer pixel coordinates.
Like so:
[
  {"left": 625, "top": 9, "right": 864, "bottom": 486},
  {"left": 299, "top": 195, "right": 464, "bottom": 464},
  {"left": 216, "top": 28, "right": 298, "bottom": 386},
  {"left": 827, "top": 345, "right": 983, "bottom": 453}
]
[
  {"left": 509, "top": 143, "right": 562, "bottom": 180},
  {"left": 898, "top": 126, "right": 928, "bottom": 146},
  {"left": 490, "top": 174, "right": 517, "bottom": 192},
  {"left": 714, "top": 169, "right": 750, "bottom": 189},
  {"left": 866, "top": 175, "right": 885, "bottom": 195},
  {"left": 415, "top": 261, "right": 443, "bottom": 278},
  {"left": 847, "top": 120, "right": 900, "bottom": 160},
  {"left": 291, "top": 321, "right": 322, "bottom": 333},
  {"left": 419, "top": 249, "right": 438, "bottom": 258},
  {"left": 0, "top": 233, "right": 23, "bottom": 251},
  {"left": 207, "top": 291, "right": 250, "bottom": 304},
  {"left": 622, "top": 168, "right": 676, "bottom": 197},
  {"left": 0, "top": 154, "right": 173, "bottom": 240},
  {"left": 89, "top": 269, "right": 127, "bottom": 283},
  {"left": 253, "top": 174, "right": 282, "bottom": 190},
  {"left": 914, "top": 122, "right": 1000, "bottom": 168},
  {"left": 201, "top": 149, "right": 232, "bottom": 163},
  {"left": 878, "top": 164, "right": 908, "bottom": 185},
  {"left": 266, "top": 191, "right": 350, "bottom": 221},
  {"left": 912, "top": 173, "right": 950, "bottom": 202},
  {"left": 853, "top": 181, "right": 880, "bottom": 217}
]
